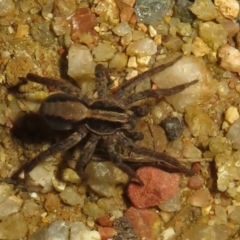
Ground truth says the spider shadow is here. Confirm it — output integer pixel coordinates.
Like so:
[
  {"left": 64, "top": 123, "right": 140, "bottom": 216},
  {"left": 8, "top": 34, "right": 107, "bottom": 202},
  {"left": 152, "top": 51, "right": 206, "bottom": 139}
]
[{"left": 10, "top": 112, "right": 85, "bottom": 181}]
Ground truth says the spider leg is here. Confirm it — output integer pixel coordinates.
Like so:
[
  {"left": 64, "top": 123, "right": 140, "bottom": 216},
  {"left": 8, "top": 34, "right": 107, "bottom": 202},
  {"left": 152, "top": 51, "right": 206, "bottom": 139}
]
[
  {"left": 20, "top": 74, "right": 91, "bottom": 104},
  {"left": 12, "top": 126, "right": 88, "bottom": 180},
  {"left": 75, "top": 133, "right": 100, "bottom": 180},
  {"left": 116, "top": 132, "right": 194, "bottom": 176},
  {"left": 106, "top": 135, "right": 144, "bottom": 185},
  {"left": 95, "top": 64, "right": 112, "bottom": 98},
  {"left": 127, "top": 80, "right": 198, "bottom": 106},
  {"left": 115, "top": 54, "right": 182, "bottom": 98}
]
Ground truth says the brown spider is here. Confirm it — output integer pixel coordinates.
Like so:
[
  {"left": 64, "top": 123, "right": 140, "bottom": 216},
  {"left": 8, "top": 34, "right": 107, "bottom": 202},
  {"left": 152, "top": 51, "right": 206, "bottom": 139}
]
[{"left": 13, "top": 55, "right": 197, "bottom": 185}]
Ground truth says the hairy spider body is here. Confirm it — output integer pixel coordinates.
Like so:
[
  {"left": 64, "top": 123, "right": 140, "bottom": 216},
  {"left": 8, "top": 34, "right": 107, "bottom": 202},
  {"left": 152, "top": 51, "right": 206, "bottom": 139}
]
[{"left": 14, "top": 55, "right": 197, "bottom": 184}]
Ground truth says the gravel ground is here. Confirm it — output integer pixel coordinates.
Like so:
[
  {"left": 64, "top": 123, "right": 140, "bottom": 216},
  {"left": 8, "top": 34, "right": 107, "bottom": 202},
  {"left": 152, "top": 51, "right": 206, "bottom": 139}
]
[{"left": 1, "top": 0, "right": 240, "bottom": 239}]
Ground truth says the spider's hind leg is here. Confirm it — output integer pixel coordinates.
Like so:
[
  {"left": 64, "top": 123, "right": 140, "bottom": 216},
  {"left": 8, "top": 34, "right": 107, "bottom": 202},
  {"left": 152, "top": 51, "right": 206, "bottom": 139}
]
[
  {"left": 117, "top": 132, "right": 194, "bottom": 176},
  {"left": 106, "top": 135, "right": 144, "bottom": 185},
  {"left": 75, "top": 133, "right": 100, "bottom": 181}
]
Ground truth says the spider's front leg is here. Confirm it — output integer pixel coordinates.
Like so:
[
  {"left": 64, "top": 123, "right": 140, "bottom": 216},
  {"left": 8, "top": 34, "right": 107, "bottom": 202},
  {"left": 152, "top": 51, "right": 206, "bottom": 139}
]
[
  {"left": 20, "top": 74, "right": 91, "bottom": 104},
  {"left": 12, "top": 126, "right": 88, "bottom": 180},
  {"left": 106, "top": 135, "right": 144, "bottom": 185}
]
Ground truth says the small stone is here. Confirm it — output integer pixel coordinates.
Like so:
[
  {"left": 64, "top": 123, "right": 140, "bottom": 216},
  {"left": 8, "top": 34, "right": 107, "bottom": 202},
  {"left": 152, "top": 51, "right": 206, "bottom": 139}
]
[
  {"left": 0, "top": 195, "right": 23, "bottom": 220},
  {"left": 126, "top": 38, "right": 157, "bottom": 57},
  {"left": 128, "top": 167, "right": 180, "bottom": 208},
  {"left": 188, "top": 175, "right": 205, "bottom": 190},
  {"left": 68, "top": 8, "right": 98, "bottom": 43},
  {"left": 112, "top": 22, "right": 131, "bottom": 36},
  {"left": 182, "top": 144, "right": 202, "bottom": 159},
  {"left": 161, "top": 116, "right": 183, "bottom": 141},
  {"left": 187, "top": 188, "right": 211, "bottom": 207},
  {"left": 199, "top": 22, "right": 227, "bottom": 51},
  {"left": 148, "top": 25, "right": 157, "bottom": 37},
  {"left": 188, "top": 0, "right": 218, "bottom": 21},
  {"left": 0, "top": 184, "right": 12, "bottom": 204},
  {"left": 62, "top": 168, "right": 81, "bottom": 184},
  {"left": 68, "top": 44, "right": 95, "bottom": 79},
  {"left": 226, "top": 118, "right": 240, "bottom": 149},
  {"left": 15, "top": 24, "right": 29, "bottom": 38},
  {"left": 218, "top": 45, "right": 240, "bottom": 73},
  {"left": 109, "top": 52, "right": 128, "bottom": 70},
  {"left": 82, "top": 202, "right": 105, "bottom": 219},
  {"left": 229, "top": 206, "right": 240, "bottom": 224},
  {"left": 86, "top": 162, "right": 128, "bottom": 197},
  {"left": 45, "top": 220, "right": 69, "bottom": 240},
  {"left": 0, "top": 213, "right": 28, "bottom": 239},
  {"left": 0, "top": 0, "right": 15, "bottom": 17},
  {"left": 161, "top": 227, "right": 175, "bottom": 240},
  {"left": 44, "top": 193, "right": 61, "bottom": 212},
  {"left": 215, "top": 0, "right": 239, "bottom": 20},
  {"left": 191, "top": 37, "right": 211, "bottom": 57},
  {"left": 128, "top": 56, "right": 137, "bottom": 68},
  {"left": 92, "top": 41, "right": 117, "bottom": 61},
  {"left": 175, "top": 22, "right": 192, "bottom": 37},
  {"left": 97, "top": 214, "right": 113, "bottom": 227},
  {"left": 60, "top": 187, "right": 84, "bottom": 206},
  {"left": 98, "top": 227, "right": 117, "bottom": 240},
  {"left": 94, "top": 0, "right": 119, "bottom": 25},
  {"left": 124, "top": 207, "right": 161, "bottom": 240},
  {"left": 21, "top": 199, "right": 40, "bottom": 217},
  {"left": 225, "top": 106, "right": 239, "bottom": 124},
  {"left": 120, "top": 7, "right": 134, "bottom": 22},
  {"left": 185, "top": 106, "right": 214, "bottom": 137}
]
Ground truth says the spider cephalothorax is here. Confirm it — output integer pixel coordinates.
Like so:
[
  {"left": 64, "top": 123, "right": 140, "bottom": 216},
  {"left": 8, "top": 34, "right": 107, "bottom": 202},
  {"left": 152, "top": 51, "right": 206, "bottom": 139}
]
[{"left": 13, "top": 55, "right": 197, "bottom": 185}]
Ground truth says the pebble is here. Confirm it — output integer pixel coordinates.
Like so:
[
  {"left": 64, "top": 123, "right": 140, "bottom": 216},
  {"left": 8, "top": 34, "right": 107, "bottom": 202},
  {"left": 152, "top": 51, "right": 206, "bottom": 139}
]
[
  {"left": 109, "top": 52, "right": 128, "bottom": 70},
  {"left": 0, "top": 184, "right": 12, "bottom": 204},
  {"left": 98, "top": 226, "right": 117, "bottom": 240},
  {"left": 68, "top": 44, "right": 95, "bottom": 79},
  {"left": 187, "top": 188, "right": 211, "bottom": 207},
  {"left": 85, "top": 162, "right": 128, "bottom": 197},
  {"left": 182, "top": 143, "right": 202, "bottom": 159},
  {"left": 97, "top": 214, "right": 113, "bottom": 227},
  {"left": 126, "top": 37, "right": 157, "bottom": 57},
  {"left": 218, "top": 45, "right": 240, "bottom": 73},
  {"left": 215, "top": 0, "right": 239, "bottom": 20},
  {"left": 199, "top": 21, "right": 227, "bottom": 52},
  {"left": 30, "top": 221, "right": 101, "bottom": 240},
  {"left": 59, "top": 187, "right": 84, "bottom": 206},
  {"left": 225, "top": 106, "right": 239, "bottom": 124},
  {"left": 188, "top": 175, "right": 205, "bottom": 190},
  {"left": 44, "top": 193, "right": 61, "bottom": 212},
  {"left": 21, "top": 199, "right": 40, "bottom": 217},
  {"left": 124, "top": 207, "right": 161, "bottom": 240},
  {"left": 188, "top": 0, "right": 218, "bottom": 21},
  {"left": 0, "top": 195, "right": 23, "bottom": 220},
  {"left": 185, "top": 106, "right": 213, "bottom": 137},
  {"left": 0, "top": 0, "right": 15, "bottom": 17},
  {"left": 68, "top": 8, "right": 98, "bottom": 42},
  {"left": 226, "top": 118, "right": 240, "bottom": 149},
  {"left": 82, "top": 202, "right": 105, "bottom": 219},
  {"left": 92, "top": 41, "right": 117, "bottom": 61},
  {"left": 229, "top": 206, "right": 240, "bottom": 224},
  {"left": 120, "top": 7, "right": 134, "bottom": 22},
  {"left": 128, "top": 167, "right": 180, "bottom": 208},
  {"left": 112, "top": 22, "right": 131, "bottom": 36},
  {"left": 152, "top": 56, "right": 217, "bottom": 112},
  {"left": 191, "top": 37, "right": 211, "bottom": 57},
  {"left": 161, "top": 116, "right": 183, "bottom": 141},
  {"left": 0, "top": 213, "right": 28, "bottom": 239},
  {"left": 15, "top": 24, "right": 29, "bottom": 39}
]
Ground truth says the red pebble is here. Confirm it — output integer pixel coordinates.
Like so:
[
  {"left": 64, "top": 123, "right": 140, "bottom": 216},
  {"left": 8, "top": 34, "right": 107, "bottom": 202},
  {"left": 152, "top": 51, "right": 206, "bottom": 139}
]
[
  {"left": 188, "top": 175, "right": 204, "bottom": 190},
  {"left": 98, "top": 227, "right": 117, "bottom": 240},
  {"left": 128, "top": 167, "right": 180, "bottom": 208},
  {"left": 97, "top": 214, "right": 113, "bottom": 227}
]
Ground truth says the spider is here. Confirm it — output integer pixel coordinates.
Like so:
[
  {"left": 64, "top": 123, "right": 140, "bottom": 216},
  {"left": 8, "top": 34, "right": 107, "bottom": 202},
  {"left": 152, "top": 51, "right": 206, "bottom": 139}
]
[{"left": 13, "top": 54, "right": 197, "bottom": 185}]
